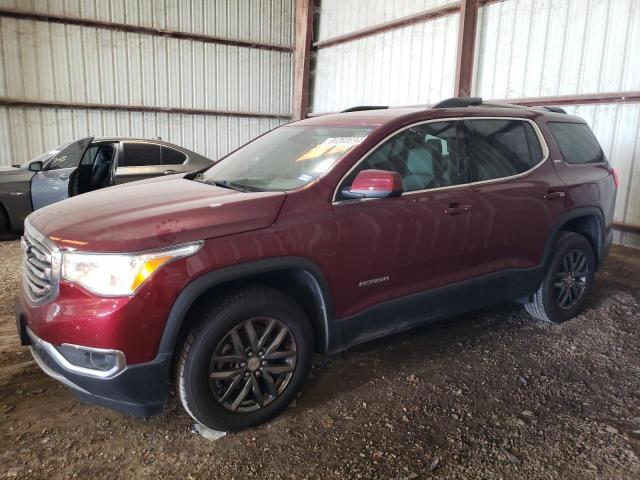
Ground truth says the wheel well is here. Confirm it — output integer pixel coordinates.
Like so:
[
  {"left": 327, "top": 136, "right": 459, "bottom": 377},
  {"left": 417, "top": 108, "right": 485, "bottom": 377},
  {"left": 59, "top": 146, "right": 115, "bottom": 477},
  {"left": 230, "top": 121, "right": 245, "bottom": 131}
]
[
  {"left": 0, "top": 201, "right": 10, "bottom": 230},
  {"left": 559, "top": 214, "right": 602, "bottom": 262},
  {"left": 172, "top": 269, "right": 328, "bottom": 363}
]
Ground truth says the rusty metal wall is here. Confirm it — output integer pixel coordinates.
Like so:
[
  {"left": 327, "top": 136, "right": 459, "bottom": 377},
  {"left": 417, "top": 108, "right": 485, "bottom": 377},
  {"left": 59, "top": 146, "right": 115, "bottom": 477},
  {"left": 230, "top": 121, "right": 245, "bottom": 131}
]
[{"left": 0, "top": 0, "right": 293, "bottom": 165}]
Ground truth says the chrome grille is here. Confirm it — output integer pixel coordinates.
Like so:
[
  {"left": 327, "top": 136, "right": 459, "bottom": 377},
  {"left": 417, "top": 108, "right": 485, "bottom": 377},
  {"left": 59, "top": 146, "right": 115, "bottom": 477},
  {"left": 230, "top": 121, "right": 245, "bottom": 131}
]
[{"left": 21, "top": 220, "right": 60, "bottom": 304}]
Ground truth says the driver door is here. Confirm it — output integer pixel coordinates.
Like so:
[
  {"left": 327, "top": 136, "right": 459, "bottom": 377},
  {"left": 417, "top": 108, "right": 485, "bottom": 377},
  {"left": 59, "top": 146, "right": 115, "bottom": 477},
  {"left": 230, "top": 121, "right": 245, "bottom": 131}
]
[
  {"left": 30, "top": 137, "right": 93, "bottom": 210},
  {"left": 332, "top": 121, "right": 477, "bottom": 330}
]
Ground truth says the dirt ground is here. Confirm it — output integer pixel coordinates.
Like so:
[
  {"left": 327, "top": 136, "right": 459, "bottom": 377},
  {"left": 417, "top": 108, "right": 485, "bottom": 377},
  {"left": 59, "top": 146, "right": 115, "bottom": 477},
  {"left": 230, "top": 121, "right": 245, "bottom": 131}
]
[{"left": 0, "top": 237, "right": 639, "bottom": 480}]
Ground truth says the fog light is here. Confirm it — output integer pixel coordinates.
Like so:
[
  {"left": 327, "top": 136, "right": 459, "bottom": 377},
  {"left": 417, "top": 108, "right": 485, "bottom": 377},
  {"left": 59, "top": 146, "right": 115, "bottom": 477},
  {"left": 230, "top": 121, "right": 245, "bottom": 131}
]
[{"left": 58, "top": 344, "right": 125, "bottom": 373}]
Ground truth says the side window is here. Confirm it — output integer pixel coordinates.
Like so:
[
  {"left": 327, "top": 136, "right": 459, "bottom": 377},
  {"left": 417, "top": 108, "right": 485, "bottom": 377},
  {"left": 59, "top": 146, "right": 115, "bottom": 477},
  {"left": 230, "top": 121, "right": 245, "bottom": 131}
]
[
  {"left": 465, "top": 120, "right": 543, "bottom": 182},
  {"left": 547, "top": 122, "right": 604, "bottom": 164},
  {"left": 339, "top": 121, "right": 461, "bottom": 198},
  {"left": 161, "top": 146, "right": 186, "bottom": 165},
  {"left": 120, "top": 143, "right": 161, "bottom": 167}
]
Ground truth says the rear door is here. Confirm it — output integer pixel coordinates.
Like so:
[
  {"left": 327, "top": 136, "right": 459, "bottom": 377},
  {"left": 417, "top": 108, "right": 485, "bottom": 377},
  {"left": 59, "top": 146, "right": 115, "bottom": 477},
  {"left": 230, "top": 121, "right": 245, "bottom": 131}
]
[
  {"left": 463, "top": 118, "right": 565, "bottom": 276},
  {"left": 114, "top": 141, "right": 163, "bottom": 184},
  {"left": 30, "top": 137, "right": 93, "bottom": 210}
]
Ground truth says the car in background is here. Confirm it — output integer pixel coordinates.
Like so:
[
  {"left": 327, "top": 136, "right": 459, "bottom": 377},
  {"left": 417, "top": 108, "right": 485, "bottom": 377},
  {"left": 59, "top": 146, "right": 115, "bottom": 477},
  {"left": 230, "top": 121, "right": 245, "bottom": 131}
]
[{"left": 0, "top": 137, "right": 212, "bottom": 233}]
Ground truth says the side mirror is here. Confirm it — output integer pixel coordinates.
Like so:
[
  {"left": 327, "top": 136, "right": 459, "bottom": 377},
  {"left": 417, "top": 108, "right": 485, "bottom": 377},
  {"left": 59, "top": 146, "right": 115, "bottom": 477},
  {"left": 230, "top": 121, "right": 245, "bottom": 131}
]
[
  {"left": 28, "top": 161, "right": 43, "bottom": 172},
  {"left": 342, "top": 169, "right": 403, "bottom": 199}
]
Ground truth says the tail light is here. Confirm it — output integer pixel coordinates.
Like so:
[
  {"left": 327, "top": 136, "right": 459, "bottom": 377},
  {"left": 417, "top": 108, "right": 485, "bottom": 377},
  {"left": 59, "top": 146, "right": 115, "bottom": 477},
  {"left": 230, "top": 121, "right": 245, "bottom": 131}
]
[{"left": 611, "top": 167, "right": 619, "bottom": 189}]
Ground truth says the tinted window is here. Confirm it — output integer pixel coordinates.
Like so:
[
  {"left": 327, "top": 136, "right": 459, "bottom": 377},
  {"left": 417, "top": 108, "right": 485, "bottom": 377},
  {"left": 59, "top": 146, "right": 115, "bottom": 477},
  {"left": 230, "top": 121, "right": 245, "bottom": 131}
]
[
  {"left": 340, "top": 121, "right": 461, "bottom": 197},
  {"left": 547, "top": 122, "right": 604, "bottom": 164},
  {"left": 161, "top": 146, "right": 186, "bottom": 165},
  {"left": 121, "top": 143, "right": 161, "bottom": 167},
  {"left": 465, "top": 120, "right": 543, "bottom": 182}
]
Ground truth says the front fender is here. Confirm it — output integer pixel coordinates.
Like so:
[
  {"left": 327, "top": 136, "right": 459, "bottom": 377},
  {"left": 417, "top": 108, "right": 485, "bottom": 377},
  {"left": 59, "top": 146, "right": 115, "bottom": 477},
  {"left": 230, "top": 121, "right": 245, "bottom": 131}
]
[{"left": 156, "top": 256, "right": 338, "bottom": 358}]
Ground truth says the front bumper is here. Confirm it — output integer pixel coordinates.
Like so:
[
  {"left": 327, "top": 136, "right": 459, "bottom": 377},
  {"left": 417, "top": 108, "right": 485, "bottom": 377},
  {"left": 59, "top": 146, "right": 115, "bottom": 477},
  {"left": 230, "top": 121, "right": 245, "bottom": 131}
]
[{"left": 17, "top": 300, "right": 171, "bottom": 417}]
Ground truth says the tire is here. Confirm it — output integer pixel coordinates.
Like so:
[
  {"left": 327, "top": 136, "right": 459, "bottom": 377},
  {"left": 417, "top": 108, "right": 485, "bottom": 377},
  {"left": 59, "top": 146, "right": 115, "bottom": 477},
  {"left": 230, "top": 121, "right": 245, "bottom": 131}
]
[
  {"left": 176, "top": 285, "right": 314, "bottom": 432},
  {"left": 524, "top": 231, "right": 596, "bottom": 324}
]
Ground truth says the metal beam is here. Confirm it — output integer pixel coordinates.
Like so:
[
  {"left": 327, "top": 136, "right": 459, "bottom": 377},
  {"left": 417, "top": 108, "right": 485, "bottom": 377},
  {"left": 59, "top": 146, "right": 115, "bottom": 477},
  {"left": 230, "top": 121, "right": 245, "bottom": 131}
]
[
  {"left": 313, "top": 2, "right": 460, "bottom": 50},
  {"left": 454, "top": 0, "right": 479, "bottom": 97},
  {"left": 0, "top": 98, "right": 292, "bottom": 120},
  {"left": 503, "top": 91, "right": 640, "bottom": 107},
  {"left": 614, "top": 222, "right": 640, "bottom": 235},
  {"left": 293, "top": 0, "right": 314, "bottom": 120},
  {"left": 0, "top": 8, "right": 293, "bottom": 53}
]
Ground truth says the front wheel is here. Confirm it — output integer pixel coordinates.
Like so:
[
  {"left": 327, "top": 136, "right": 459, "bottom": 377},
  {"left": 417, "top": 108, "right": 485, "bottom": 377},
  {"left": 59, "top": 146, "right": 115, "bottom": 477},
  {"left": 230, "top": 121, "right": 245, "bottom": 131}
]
[
  {"left": 524, "top": 232, "right": 596, "bottom": 324},
  {"left": 177, "top": 286, "right": 314, "bottom": 432}
]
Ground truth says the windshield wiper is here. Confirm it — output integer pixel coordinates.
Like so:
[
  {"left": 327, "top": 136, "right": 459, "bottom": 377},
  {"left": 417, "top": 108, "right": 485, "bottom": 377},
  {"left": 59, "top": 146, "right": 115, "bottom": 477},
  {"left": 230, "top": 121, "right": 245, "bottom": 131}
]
[{"left": 202, "top": 179, "right": 254, "bottom": 192}]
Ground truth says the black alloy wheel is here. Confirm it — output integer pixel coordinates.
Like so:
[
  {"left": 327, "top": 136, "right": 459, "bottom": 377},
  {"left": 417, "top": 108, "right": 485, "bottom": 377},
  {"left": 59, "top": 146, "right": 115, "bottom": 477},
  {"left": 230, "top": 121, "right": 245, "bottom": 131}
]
[
  {"left": 209, "top": 317, "right": 297, "bottom": 412},
  {"left": 553, "top": 249, "right": 589, "bottom": 310}
]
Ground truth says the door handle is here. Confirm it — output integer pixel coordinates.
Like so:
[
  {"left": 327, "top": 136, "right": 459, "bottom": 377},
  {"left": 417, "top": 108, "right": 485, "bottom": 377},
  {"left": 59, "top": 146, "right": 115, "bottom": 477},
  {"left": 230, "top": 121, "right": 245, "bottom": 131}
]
[
  {"left": 444, "top": 204, "right": 472, "bottom": 215},
  {"left": 544, "top": 191, "right": 566, "bottom": 200},
  {"left": 163, "top": 170, "right": 178, "bottom": 175},
  {"left": 58, "top": 173, "right": 69, "bottom": 180}
]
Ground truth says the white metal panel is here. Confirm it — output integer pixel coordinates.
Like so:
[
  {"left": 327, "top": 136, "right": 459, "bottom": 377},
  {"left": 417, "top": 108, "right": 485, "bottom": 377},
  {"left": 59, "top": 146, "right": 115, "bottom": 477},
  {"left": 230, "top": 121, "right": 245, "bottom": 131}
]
[
  {"left": 317, "top": 0, "right": 454, "bottom": 41},
  {"left": 0, "top": 105, "right": 286, "bottom": 166},
  {"left": 0, "top": 17, "right": 293, "bottom": 115},
  {"left": 475, "top": 0, "right": 640, "bottom": 99},
  {"left": 312, "top": 13, "right": 459, "bottom": 113},
  {"left": 0, "top": 0, "right": 294, "bottom": 46},
  {"left": 562, "top": 103, "right": 640, "bottom": 243}
]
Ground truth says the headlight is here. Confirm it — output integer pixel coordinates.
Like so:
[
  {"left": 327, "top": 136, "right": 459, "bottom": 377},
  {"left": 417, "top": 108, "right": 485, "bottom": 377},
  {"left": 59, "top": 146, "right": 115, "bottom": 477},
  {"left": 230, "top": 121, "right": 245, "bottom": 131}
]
[{"left": 61, "top": 242, "right": 202, "bottom": 296}]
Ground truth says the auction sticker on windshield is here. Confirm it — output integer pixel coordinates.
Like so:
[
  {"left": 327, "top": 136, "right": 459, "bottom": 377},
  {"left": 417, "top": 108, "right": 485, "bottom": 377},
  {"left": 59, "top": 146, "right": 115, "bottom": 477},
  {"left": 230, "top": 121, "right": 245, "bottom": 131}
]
[{"left": 297, "top": 136, "right": 367, "bottom": 162}]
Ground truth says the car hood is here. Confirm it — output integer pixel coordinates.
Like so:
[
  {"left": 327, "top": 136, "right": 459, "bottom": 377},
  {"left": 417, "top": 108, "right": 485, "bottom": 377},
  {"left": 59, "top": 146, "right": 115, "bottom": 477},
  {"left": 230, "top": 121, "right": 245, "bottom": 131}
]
[{"left": 28, "top": 177, "right": 286, "bottom": 252}]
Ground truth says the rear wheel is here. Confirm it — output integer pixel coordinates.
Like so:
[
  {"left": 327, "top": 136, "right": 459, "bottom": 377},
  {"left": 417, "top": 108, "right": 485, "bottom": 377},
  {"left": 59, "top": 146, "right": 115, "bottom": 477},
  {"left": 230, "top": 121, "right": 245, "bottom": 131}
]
[
  {"left": 524, "top": 232, "right": 595, "bottom": 324},
  {"left": 177, "top": 286, "right": 313, "bottom": 432}
]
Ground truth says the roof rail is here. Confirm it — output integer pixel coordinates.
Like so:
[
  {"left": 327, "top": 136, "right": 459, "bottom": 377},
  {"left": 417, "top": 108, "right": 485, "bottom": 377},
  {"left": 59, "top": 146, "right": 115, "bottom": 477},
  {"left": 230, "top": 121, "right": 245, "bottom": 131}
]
[
  {"left": 341, "top": 105, "right": 388, "bottom": 112},
  {"left": 542, "top": 106, "right": 567, "bottom": 114},
  {"left": 433, "top": 97, "right": 483, "bottom": 108}
]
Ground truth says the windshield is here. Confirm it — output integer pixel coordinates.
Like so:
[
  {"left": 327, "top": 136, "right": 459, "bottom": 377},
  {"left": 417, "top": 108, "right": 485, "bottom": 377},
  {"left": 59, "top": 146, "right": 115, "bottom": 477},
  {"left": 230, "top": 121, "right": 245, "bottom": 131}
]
[{"left": 196, "top": 126, "right": 373, "bottom": 191}]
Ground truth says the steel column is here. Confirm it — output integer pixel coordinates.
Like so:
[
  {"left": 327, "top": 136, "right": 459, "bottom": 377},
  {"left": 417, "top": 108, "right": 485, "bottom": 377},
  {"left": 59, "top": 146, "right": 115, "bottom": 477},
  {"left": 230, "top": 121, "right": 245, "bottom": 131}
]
[{"left": 454, "top": 0, "right": 480, "bottom": 97}]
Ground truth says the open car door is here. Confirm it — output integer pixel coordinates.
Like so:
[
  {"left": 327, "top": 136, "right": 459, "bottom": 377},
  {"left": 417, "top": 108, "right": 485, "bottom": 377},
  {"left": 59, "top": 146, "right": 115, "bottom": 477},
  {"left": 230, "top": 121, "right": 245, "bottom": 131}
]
[{"left": 30, "top": 137, "right": 93, "bottom": 211}]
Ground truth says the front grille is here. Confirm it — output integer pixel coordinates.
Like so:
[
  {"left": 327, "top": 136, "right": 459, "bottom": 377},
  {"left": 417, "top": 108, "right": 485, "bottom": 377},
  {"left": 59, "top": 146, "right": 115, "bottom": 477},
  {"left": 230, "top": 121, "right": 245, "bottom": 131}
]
[{"left": 21, "top": 220, "right": 59, "bottom": 304}]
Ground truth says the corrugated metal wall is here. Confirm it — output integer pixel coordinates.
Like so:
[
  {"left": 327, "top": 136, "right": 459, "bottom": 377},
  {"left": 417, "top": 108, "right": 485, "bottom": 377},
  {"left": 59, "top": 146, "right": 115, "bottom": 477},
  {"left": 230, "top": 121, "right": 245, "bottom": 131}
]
[
  {"left": 0, "top": 0, "right": 294, "bottom": 166},
  {"left": 474, "top": 0, "right": 640, "bottom": 99},
  {"left": 316, "top": 0, "right": 453, "bottom": 41},
  {"left": 312, "top": 0, "right": 458, "bottom": 113},
  {"left": 312, "top": 13, "right": 459, "bottom": 112},
  {"left": 0, "top": 0, "right": 293, "bottom": 46}
]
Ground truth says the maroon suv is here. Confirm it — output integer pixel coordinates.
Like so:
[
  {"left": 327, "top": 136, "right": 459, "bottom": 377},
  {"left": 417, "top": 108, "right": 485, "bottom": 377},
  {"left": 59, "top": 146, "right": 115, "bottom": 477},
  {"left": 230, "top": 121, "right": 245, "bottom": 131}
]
[{"left": 16, "top": 97, "right": 617, "bottom": 431}]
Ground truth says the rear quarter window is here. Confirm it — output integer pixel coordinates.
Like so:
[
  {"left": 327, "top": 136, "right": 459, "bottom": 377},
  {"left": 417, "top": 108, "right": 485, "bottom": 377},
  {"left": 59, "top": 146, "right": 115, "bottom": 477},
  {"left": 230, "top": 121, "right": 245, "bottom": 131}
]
[{"left": 547, "top": 122, "right": 605, "bottom": 164}]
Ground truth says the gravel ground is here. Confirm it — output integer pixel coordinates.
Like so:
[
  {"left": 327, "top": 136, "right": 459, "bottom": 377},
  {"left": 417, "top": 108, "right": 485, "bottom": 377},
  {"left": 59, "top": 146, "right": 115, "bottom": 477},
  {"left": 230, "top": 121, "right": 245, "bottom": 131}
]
[{"left": 0, "top": 237, "right": 639, "bottom": 479}]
